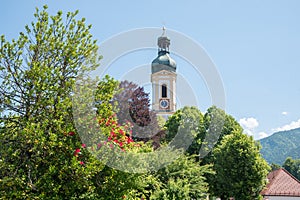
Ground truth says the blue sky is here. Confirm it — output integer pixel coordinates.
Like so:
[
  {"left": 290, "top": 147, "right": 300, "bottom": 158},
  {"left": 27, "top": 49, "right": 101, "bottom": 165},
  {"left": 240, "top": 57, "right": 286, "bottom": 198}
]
[{"left": 1, "top": 0, "right": 300, "bottom": 139}]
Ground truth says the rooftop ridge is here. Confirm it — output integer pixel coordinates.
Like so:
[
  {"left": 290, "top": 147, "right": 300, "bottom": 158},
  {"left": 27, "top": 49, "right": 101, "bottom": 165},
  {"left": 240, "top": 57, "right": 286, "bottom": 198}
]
[{"left": 261, "top": 168, "right": 300, "bottom": 197}]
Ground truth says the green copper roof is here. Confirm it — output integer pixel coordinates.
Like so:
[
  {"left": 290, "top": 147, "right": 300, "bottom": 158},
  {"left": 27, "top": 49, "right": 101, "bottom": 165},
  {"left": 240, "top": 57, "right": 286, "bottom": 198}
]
[{"left": 151, "top": 50, "right": 176, "bottom": 73}]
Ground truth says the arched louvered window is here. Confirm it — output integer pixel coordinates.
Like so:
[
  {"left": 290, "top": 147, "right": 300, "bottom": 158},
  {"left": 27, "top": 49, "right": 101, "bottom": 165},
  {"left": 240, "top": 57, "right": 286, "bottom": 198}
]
[{"left": 162, "top": 84, "right": 167, "bottom": 98}]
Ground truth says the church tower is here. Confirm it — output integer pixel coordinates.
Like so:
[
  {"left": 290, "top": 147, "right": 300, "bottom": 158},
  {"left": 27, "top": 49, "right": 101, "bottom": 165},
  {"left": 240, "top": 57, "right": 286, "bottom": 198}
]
[{"left": 151, "top": 28, "right": 177, "bottom": 117}]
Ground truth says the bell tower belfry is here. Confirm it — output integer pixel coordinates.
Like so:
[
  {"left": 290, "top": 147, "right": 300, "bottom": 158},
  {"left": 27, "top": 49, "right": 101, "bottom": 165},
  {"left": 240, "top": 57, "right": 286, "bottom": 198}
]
[{"left": 151, "top": 27, "right": 177, "bottom": 117}]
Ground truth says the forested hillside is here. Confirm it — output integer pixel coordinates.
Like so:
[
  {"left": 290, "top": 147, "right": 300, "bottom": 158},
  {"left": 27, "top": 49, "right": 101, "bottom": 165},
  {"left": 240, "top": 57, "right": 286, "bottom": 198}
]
[{"left": 260, "top": 127, "right": 300, "bottom": 165}]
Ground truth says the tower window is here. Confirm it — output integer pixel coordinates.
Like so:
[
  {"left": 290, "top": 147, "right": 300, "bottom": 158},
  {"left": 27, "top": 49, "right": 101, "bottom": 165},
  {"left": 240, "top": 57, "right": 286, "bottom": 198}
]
[{"left": 162, "top": 84, "right": 167, "bottom": 98}]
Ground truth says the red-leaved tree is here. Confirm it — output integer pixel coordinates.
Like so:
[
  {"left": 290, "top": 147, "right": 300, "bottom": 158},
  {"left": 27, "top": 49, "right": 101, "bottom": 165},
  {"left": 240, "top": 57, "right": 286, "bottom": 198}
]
[{"left": 113, "top": 81, "right": 161, "bottom": 144}]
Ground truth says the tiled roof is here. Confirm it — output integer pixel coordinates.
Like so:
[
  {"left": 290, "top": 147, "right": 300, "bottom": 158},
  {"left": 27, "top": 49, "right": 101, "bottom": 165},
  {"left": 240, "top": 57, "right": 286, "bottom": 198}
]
[{"left": 261, "top": 168, "right": 300, "bottom": 197}]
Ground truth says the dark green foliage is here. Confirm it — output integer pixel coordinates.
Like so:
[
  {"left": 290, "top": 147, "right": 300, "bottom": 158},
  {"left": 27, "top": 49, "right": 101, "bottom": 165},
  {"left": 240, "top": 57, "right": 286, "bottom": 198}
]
[
  {"left": 260, "top": 127, "right": 300, "bottom": 165},
  {"left": 203, "top": 106, "right": 243, "bottom": 147},
  {"left": 164, "top": 106, "right": 205, "bottom": 155},
  {"left": 270, "top": 163, "right": 281, "bottom": 171},
  {"left": 165, "top": 106, "right": 242, "bottom": 159},
  {"left": 282, "top": 157, "right": 300, "bottom": 181},
  {"left": 164, "top": 106, "right": 269, "bottom": 199},
  {"left": 201, "top": 106, "right": 242, "bottom": 164},
  {"left": 151, "top": 155, "right": 213, "bottom": 200},
  {"left": 210, "top": 131, "right": 270, "bottom": 200}
]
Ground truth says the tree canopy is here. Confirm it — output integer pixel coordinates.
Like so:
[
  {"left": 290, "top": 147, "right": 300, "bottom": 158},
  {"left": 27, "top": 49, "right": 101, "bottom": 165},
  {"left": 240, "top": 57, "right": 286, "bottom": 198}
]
[
  {"left": 282, "top": 157, "right": 300, "bottom": 181},
  {"left": 209, "top": 130, "right": 270, "bottom": 200},
  {"left": 164, "top": 106, "right": 270, "bottom": 199},
  {"left": 164, "top": 106, "right": 205, "bottom": 155},
  {"left": 0, "top": 6, "right": 143, "bottom": 199}
]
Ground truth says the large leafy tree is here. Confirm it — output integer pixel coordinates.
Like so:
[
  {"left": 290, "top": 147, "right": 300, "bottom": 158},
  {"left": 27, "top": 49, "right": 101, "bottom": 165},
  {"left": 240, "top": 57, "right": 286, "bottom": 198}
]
[
  {"left": 113, "top": 80, "right": 160, "bottom": 143},
  {"left": 151, "top": 155, "right": 213, "bottom": 200},
  {"left": 203, "top": 106, "right": 242, "bottom": 148},
  {"left": 164, "top": 106, "right": 205, "bottom": 156},
  {"left": 0, "top": 5, "right": 101, "bottom": 198},
  {"left": 201, "top": 106, "right": 243, "bottom": 164},
  {"left": 164, "top": 106, "right": 242, "bottom": 158},
  {"left": 164, "top": 106, "right": 269, "bottom": 199},
  {"left": 0, "top": 6, "right": 146, "bottom": 199},
  {"left": 0, "top": 8, "right": 99, "bottom": 123},
  {"left": 210, "top": 130, "right": 270, "bottom": 200}
]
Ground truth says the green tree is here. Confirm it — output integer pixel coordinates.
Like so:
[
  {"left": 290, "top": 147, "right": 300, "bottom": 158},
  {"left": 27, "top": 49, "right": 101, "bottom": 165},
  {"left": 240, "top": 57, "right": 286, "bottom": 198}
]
[
  {"left": 202, "top": 106, "right": 243, "bottom": 164},
  {"left": 164, "top": 106, "right": 205, "bottom": 156},
  {"left": 270, "top": 163, "right": 281, "bottom": 171},
  {"left": 203, "top": 106, "right": 242, "bottom": 147},
  {"left": 164, "top": 106, "right": 242, "bottom": 158},
  {"left": 210, "top": 130, "right": 270, "bottom": 200},
  {"left": 0, "top": 5, "right": 101, "bottom": 199},
  {"left": 283, "top": 157, "right": 300, "bottom": 181},
  {"left": 151, "top": 155, "right": 213, "bottom": 200},
  {"left": 94, "top": 74, "right": 120, "bottom": 120},
  {"left": 0, "top": 6, "right": 146, "bottom": 199}
]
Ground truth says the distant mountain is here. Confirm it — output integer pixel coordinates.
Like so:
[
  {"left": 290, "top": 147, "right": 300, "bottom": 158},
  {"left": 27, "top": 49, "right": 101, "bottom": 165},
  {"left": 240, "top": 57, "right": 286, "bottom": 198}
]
[{"left": 259, "top": 127, "right": 300, "bottom": 165}]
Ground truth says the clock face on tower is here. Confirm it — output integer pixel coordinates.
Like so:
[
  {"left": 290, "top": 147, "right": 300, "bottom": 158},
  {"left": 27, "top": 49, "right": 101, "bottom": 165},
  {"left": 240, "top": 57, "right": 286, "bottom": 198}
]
[{"left": 159, "top": 99, "right": 169, "bottom": 109}]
